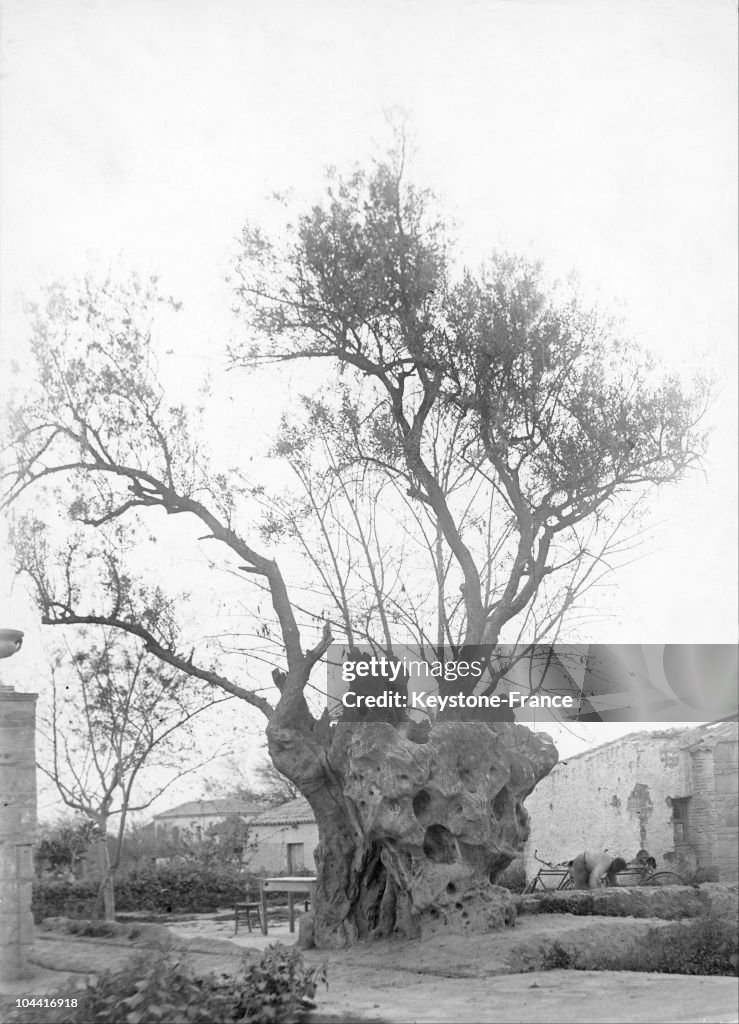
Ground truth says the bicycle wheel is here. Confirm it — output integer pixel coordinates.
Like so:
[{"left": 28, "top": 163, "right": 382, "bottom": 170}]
[
  {"left": 561, "top": 877, "right": 574, "bottom": 890},
  {"left": 522, "top": 873, "right": 543, "bottom": 894},
  {"left": 644, "top": 871, "right": 686, "bottom": 886}
]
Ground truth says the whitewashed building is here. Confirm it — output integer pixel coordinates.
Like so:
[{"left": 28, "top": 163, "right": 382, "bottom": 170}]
[
  {"left": 523, "top": 718, "right": 738, "bottom": 883},
  {"left": 151, "top": 795, "right": 319, "bottom": 873},
  {"left": 248, "top": 797, "right": 318, "bottom": 874},
  {"left": 152, "top": 797, "right": 268, "bottom": 850}
]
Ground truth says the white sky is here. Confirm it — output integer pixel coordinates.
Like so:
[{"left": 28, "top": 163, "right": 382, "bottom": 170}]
[{"left": 0, "top": 0, "right": 736, "bottom": 811}]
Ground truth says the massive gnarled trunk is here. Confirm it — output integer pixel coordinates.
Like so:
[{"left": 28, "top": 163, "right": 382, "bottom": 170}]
[{"left": 267, "top": 716, "right": 557, "bottom": 947}]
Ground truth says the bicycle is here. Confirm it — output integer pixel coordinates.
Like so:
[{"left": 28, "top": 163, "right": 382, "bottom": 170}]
[
  {"left": 610, "top": 862, "right": 687, "bottom": 887},
  {"left": 524, "top": 852, "right": 687, "bottom": 893},
  {"left": 522, "top": 850, "right": 574, "bottom": 893}
]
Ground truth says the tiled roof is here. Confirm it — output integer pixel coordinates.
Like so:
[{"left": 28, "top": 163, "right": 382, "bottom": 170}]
[
  {"left": 153, "top": 798, "right": 269, "bottom": 820},
  {"left": 547, "top": 715, "right": 737, "bottom": 770},
  {"left": 251, "top": 797, "right": 315, "bottom": 827},
  {"left": 679, "top": 716, "right": 738, "bottom": 748}
]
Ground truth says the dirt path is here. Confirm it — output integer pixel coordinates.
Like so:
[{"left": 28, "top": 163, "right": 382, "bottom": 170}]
[
  {"left": 295, "top": 915, "right": 738, "bottom": 1022},
  {"left": 301, "top": 912, "right": 673, "bottom": 977},
  {"left": 5, "top": 915, "right": 737, "bottom": 1024},
  {"left": 305, "top": 966, "right": 738, "bottom": 1024}
]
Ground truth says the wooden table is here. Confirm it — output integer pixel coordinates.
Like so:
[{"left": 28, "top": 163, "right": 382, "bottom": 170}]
[{"left": 259, "top": 876, "right": 317, "bottom": 935}]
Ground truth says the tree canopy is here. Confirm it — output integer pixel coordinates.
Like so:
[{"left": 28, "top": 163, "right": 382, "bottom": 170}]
[
  {"left": 35, "top": 628, "right": 226, "bottom": 918},
  {"left": 230, "top": 151, "right": 707, "bottom": 652},
  {"left": 3, "top": 146, "right": 709, "bottom": 719},
  {"left": 1, "top": 142, "right": 711, "bottom": 946}
]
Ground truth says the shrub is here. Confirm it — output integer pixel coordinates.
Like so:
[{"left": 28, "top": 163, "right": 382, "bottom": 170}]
[
  {"left": 4, "top": 945, "right": 327, "bottom": 1024},
  {"left": 112, "top": 863, "right": 255, "bottom": 914},
  {"left": 32, "top": 879, "right": 97, "bottom": 921},
  {"left": 497, "top": 859, "right": 526, "bottom": 894},
  {"left": 38, "top": 917, "right": 171, "bottom": 948},
  {"left": 33, "top": 864, "right": 260, "bottom": 921},
  {"left": 538, "top": 940, "right": 574, "bottom": 970},
  {"left": 233, "top": 945, "right": 327, "bottom": 1021},
  {"left": 538, "top": 916, "right": 738, "bottom": 976}
]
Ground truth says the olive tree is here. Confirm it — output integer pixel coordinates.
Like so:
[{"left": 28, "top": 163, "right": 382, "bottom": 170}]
[{"left": 2, "top": 146, "right": 708, "bottom": 945}]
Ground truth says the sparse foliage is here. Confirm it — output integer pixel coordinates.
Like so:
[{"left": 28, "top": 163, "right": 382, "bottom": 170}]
[
  {"left": 3, "top": 946, "right": 327, "bottom": 1024},
  {"left": 204, "top": 754, "right": 300, "bottom": 807},
  {"left": 34, "top": 817, "right": 99, "bottom": 876},
  {"left": 36, "top": 630, "right": 227, "bottom": 920},
  {"left": 2, "top": 136, "right": 710, "bottom": 945}
]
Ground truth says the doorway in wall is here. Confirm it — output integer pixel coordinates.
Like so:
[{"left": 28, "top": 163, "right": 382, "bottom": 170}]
[{"left": 287, "top": 842, "right": 304, "bottom": 873}]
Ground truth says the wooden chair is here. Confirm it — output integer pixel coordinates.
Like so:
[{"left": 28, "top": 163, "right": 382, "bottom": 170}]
[{"left": 234, "top": 891, "right": 262, "bottom": 934}]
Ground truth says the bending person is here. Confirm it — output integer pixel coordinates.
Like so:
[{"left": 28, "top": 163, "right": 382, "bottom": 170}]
[
  {"left": 632, "top": 848, "right": 657, "bottom": 870},
  {"left": 571, "top": 849, "right": 628, "bottom": 889}
]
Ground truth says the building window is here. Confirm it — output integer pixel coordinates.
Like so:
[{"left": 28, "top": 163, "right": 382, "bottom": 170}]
[
  {"left": 671, "top": 797, "right": 690, "bottom": 844},
  {"left": 287, "top": 843, "right": 305, "bottom": 873}
]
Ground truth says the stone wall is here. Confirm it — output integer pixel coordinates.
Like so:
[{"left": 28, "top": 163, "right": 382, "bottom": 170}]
[
  {"left": 0, "top": 684, "right": 38, "bottom": 979},
  {"left": 685, "top": 743, "right": 718, "bottom": 872},
  {"left": 523, "top": 723, "right": 739, "bottom": 883},
  {"left": 249, "top": 820, "right": 319, "bottom": 874},
  {"left": 523, "top": 730, "right": 692, "bottom": 876},
  {"left": 708, "top": 737, "right": 738, "bottom": 883}
]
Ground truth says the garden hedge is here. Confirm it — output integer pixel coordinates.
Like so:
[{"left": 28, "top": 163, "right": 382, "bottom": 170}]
[{"left": 32, "top": 865, "right": 261, "bottom": 921}]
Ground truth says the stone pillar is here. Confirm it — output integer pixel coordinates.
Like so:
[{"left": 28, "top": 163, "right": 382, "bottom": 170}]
[
  {"left": 688, "top": 742, "right": 718, "bottom": 875},
  {"left": 714, "top": 737, "right": 739, "bottom": 883},
  {"left": 0, "top": 684, "right": 38, "bottom": 980}
]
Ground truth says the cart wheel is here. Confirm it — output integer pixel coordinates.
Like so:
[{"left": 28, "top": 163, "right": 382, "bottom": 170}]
[{"left": 644, "top": 871, "right": 686, "bottom": 886}]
